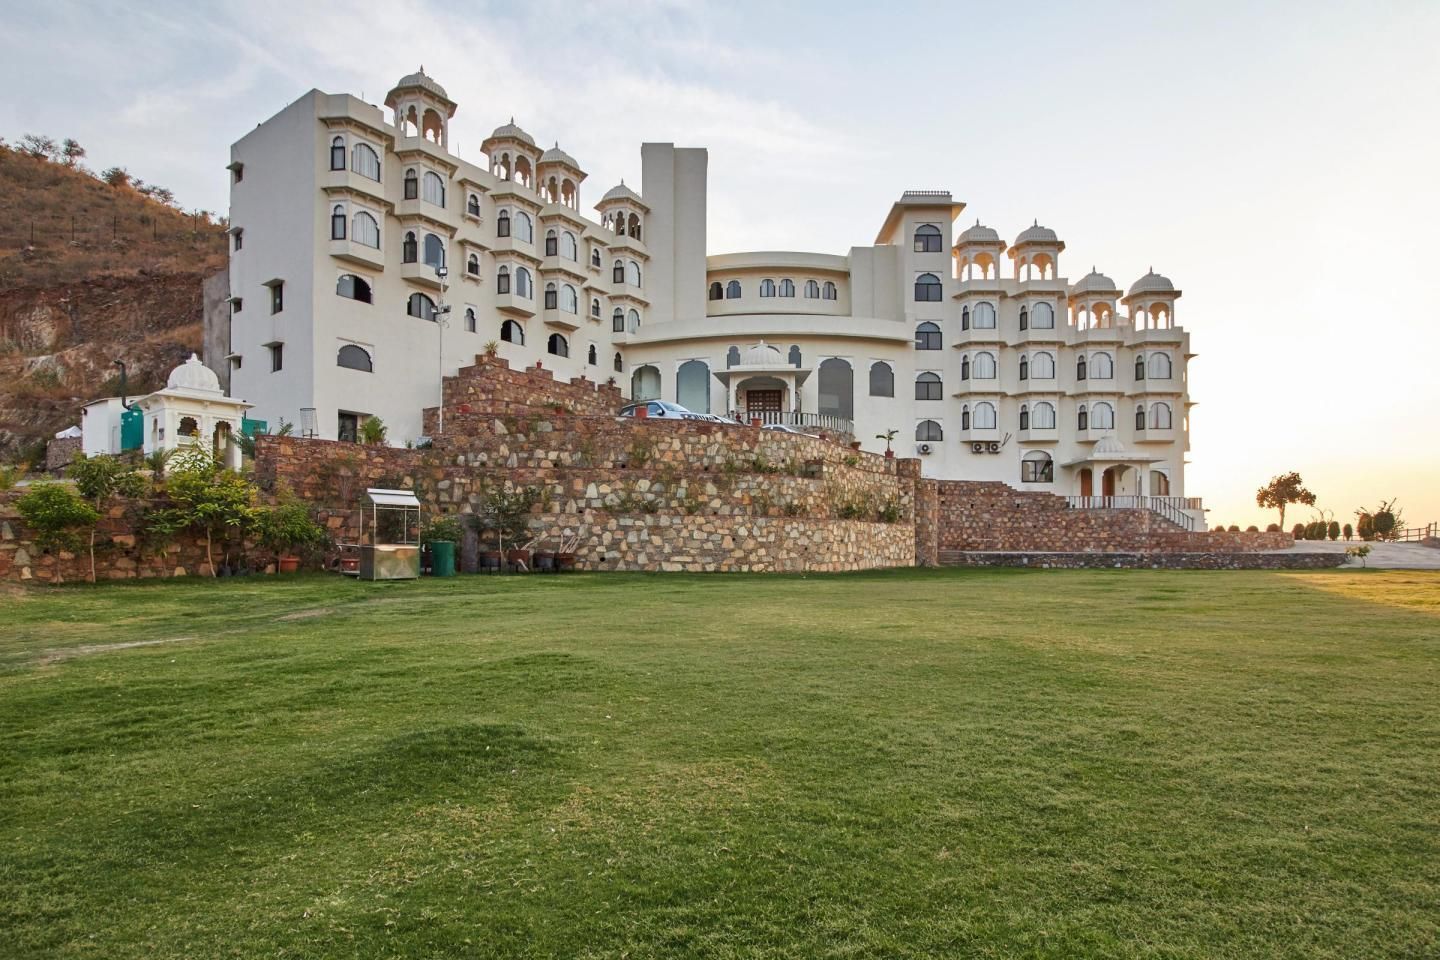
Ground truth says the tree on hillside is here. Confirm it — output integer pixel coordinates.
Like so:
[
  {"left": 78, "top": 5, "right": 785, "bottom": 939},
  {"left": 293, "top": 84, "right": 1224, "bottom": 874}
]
[
  {"left": 60, "top": 138, "right": 85, "bottom": 167},
  {"left": 101, "top": 166, "right": 131, "bottom": 188},
  {"left": 19, "top": 133, "right": 58, "bottom": 160},
  {"left": 1256, "top": 472, "right": 1317, "bottom": 530}
]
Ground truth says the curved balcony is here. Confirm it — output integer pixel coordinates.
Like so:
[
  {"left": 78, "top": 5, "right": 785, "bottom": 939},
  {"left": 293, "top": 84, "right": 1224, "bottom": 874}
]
[
  {"left": 329, "top": 238, "right": 384, "bottom": 271},
  {"left": 952, "top": 325, "right": 1005, "bottom": 347}
]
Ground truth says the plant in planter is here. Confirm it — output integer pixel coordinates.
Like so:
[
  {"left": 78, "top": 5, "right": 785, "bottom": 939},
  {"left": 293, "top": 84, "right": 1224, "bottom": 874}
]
[
  {"left": 422, "top": 514, "right": 465, "bottom": 576},
  {"left": 255, "top": 493, "right": 327, "bottom": 573},
  {"left": 69, "top": 453, "right": 147, "bottom": 582},
  {"left": 483, "top": 339, "right": 500, "bottom": 356},
  {"left": 876, "top": 428, "right": 898, "bottom": 458}
]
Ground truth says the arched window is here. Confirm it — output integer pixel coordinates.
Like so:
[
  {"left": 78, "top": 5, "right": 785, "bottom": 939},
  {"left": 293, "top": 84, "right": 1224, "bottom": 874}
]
[
  {"left": 726, "top": 280, "right": 742, "bottom": 299},
  {"left": 547, "top": 333, "right": 569, "bottom": 357},
  {"left": 760, "top": 279, "right": 776, "bottom": 298},
  {"left": 627, "top": 261, "right": 641, "bottom": 286},
  {"left": 591, "top": 248, "right": 601, "bottom": 267},
  {"left": 330, "top": 204, "right": 346, "bottom": 241},
  {"left": 1032, "top": 302, "right": 1055, "bottom": 329},
  {"left": 1135, "top": 354, "right": 1147, "bottom": 381},
  {"left": 869, "top": 361, "right": 894, "bottom": 397},
  {"left": 514, "top": 212, "right": 533, "bottom": 243},
  {"left": 961, "top": 306, "right": 970, "bottom": 331},
  {"left": 496, "top": 265, "right": 511, "bottom": 294},
  {"left": 336, "top": 274, "right": 371, "bottom": 303},
  {"left": 422, "top": 171, "right": 446, "bottom": 207},
  {"left": 973, "top": 302, "right": 997, "bottom": 328},
  {"left": 465, "top": 307, "right": 476, "bottom": 333},
  {"left": 337, "top": 344, "right": 372, "bottom": 371},
  {"left": 709, "top": 281, "right": 723, "bottom": 301},
  {"left": 1019, "top": 307, "right": 1028, "bottom": 331},
  {"left": 913, "top": 224, "right": 943, "bottom": 253},
  {"left": 402, "top": 231, "right": 418, "bottom": 264},
  {"left": 588, "top": 344, "right": 597, "bottom": 365},
  {"left": 501, "top": 319, "right": 524, "bottom": 344},
  {"left": 788, "top": 345, "right": 801, "bottom": 368},
  {"left": 973, "top": 402, "right": 997, "bottom": 430},
  {"left": 779, "top": 279, "right": 794, "bottom": 297},
  {"left": 1091, "top": 401, "right": 1115, "bottom": 430},
  {"left": 822, "top": 281, "right": 837, "bottom": 300},
  {"left": 676, "top": 359, "right": 710, "bottom": 413},
  {"left": 496, "top": 209, "right": 511, "bottom": 238},
  {"left": 1020, "top": 404, "right": 1029, "bottom": 430},
  {"left": 915, "top": 322, "right": 942, "bottom": 350},
  {"left": 1076, "top": 354, "right": 1087, "bottom": 381},
  {"left": 805, "top": 280, "right": 820, "bottom": 298},
  {"left": 1150, "top": 402, "right": 1173, "bottom": 429},
  {"left": 632, "top": 365, "right": 661, "bottom": 401},
  {"left": 1032, "top": 352, "right": 1055, "bottom": 379},
  {"left": 1148, "top": 352, "right": 1172, "bottom": 379},
  {"left": 330, "top": 136, "right": 346, "bottom": 171},
  {"left": 467, "top": 193, "right": 481, "bottom": 216},
  {"left": 351, "top": 143, "right": 381, "bottom": 181},
  {"left": 423, "top": 233, "right": 444, "bottom": 269},
  {"left": 561, "top": 285, "right": 578, "bottom": 313},
  {"left": 407, "top": 292, "right": 436, "bottom": 321},
  {"left": 914, "top": 273, "right": 942, "bottom": 302},
  {"left": 973, "top": 351, "right": 997, "bottom": 379},
  {"left": 818, "top": 358, "right": 853, "bottom": 419},
  {"left": 962, "top": 405, "right": 970, "bottom": 430},
  {"left": 1032, "top": 401, "right": 1056, "bottom": 429},
  {"left": 544, "top": 282, "right": 558, "bottom": 310},
  {"left": 591, "top": 298, "right": 600, "bottom": 318},
  {"left": 614, "top": 352, "right": 624, "bottom": 373},
  {"left": 613, "top": 259, "right": 625, "bottom": 284},
  {"left": 915, "top": 371, "right": 943, "bottom": 401},
  {"left": 1021, "top": 451, "right": 1054, "bottom": 483},
  {"left": 916, "top": 419, "right": 943, "bottom": 441},
  {"left": 1078, "top": 404, "right": 1088, "bottom": 430},
  {"left": 627, "top": 308, "right": 640, "bottom": 333},
  {"left": 961, "top": 356, "right": 970, "bottom": 380},
  {"left": 1091, "top": 352, "right": 1113, "bottom": 379},
  {"left": 178, "top": 416, "right": 199, "bottom": 437},
  {"left": 1151, "top": 470, "right": 1171, "bottom": 495},
  {"left": 1136, "top": 404, "right": 1147, "bottom": 430},
  {"left": 562, "top": 231, "right": 578, "bottom": 261},
  {"left": 352, "top": 211, "right": 380, "bottom": 248},
  {"left": 726, "top": 346, "right": 740, "bottom": 368},
  {"left": 612, "top": 308, "right": 625, "bottom": 332},
  {"left": 1019, "top": 356, "right": 1029, "bottom": 381},
  {"left": 515, "top": 267, "right": 532, "bottom": 298},
  {"left": 403, "top": 168, "right": 418, "bottom": 200},
  {"left": 467, "top": 253, "right": 480, "bottom": 276},
  {"left": 545, "top": 229, "right": 558, "bottom": 257}
]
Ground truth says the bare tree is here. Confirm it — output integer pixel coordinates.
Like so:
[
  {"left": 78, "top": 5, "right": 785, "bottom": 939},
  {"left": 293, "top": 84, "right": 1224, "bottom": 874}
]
[{"left": 60, "top": 138, "right": 85, "bottom": 166}]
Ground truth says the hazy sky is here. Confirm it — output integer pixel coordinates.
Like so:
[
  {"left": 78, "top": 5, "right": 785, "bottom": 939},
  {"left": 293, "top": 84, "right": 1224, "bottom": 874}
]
[{"left": 4, "top": 0, "right": 1437, "bottom": 529}]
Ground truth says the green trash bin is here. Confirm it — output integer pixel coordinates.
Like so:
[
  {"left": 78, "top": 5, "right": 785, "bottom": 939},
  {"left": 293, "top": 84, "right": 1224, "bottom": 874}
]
[{"left": 428, "top": 541, "right": 456, "bottom": 577}]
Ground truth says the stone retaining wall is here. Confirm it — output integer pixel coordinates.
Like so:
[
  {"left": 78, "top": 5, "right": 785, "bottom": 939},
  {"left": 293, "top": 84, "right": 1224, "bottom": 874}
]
[{"left": 938, "top": 550, "right": 1345, "bottom": 570}]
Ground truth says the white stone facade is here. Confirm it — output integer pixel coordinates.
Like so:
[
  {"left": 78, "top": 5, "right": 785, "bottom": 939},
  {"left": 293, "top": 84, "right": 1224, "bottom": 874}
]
[{"left": 224, "top": 71, "right": 1193, "bottom": 505}]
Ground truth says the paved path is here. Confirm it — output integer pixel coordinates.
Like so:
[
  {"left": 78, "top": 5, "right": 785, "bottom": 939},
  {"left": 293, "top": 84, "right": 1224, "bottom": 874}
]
[{"left": 1280, "top": 540, "right": 1440, "bottom": 570}]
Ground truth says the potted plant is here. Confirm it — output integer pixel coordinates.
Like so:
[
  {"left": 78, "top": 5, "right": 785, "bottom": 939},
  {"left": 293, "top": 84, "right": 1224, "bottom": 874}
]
[
  {"left": 483, "top": 339, "right": 500, "bottom": 356},
  {"left": 255, "top": 495, "right": 326, "bottom": 574},
  {"left": 478, "top": 483, "right": 542, "bottom": 573},
  {"left": 423, "top": 514, "right": 464, "bottom": 577},
  {"left": 876, "top": 428, "right": 898, "bottom": 459}
]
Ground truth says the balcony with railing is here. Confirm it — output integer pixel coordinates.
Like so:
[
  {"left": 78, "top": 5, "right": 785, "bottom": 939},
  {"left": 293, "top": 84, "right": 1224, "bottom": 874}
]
[{"left": 730, "top": 409, "right": 853, "bottom": 440}]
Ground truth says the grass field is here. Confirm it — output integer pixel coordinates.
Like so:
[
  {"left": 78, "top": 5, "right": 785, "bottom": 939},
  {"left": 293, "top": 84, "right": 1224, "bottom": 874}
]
[{"left": 2, "top": 569, "right": 1438, "bottom": 958}]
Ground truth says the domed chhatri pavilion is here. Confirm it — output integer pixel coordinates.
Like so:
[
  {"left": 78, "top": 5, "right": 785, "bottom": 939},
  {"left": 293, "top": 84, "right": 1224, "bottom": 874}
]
[{"left": 221, "top": 69, "right": 1197, "bottom": 520}]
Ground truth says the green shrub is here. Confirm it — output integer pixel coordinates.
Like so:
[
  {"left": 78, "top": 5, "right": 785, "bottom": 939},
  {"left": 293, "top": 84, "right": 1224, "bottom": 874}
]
[
  {"left": 1292, "top": 523, "right": 1305, "bottom": 539},
  {"left": 1327, "top": 520, "right": 1341, "bottom": 541},
  {"left": 1228, "top": 525, "right": 1241, "bottom": 533},
  {"left": 16, "top": 482, "right": 100, "bottom": 553},
  {"left": 359, "top": 416, "right": 388, "bottom": 446},
  {"left": 1246, "top": 525, "right": 1259, "bottom": 533},
  {"left": 1266, "top": 524, "right": 1280, "bottom": 533},
  {"left": 423, "top": 514, "right": 465, "bottom": 543},
  {"left": 1342, "top": 523, "right": 1354, "bottom": 541}
]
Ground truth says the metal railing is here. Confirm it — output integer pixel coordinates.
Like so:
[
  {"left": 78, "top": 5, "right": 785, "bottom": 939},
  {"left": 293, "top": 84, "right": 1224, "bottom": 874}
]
[
  {"left": 730, "top": 410, "right": 855, "bottom": 437},
  {"left": 1066, "top": 495, "right": 1200, "bottom": 532},
  {"left": 1394, "top": 522, "right": 1438, "bottom": 543}
]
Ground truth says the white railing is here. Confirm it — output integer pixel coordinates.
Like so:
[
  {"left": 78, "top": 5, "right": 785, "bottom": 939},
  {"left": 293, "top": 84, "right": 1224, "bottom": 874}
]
[
  {"left": 1066, "top": 495, "right": 1200, "bottom": 532},
  {"left": 1394, "top": 522, "right": 1438, "bottom": 543},
  {"left": 731, "top": 410, "right": 854, "bottom": 437}
]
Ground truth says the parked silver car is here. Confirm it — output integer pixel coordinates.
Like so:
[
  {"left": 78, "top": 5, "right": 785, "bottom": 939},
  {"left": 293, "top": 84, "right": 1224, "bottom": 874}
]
[{"left": 618, "top": 400, "right": 704, "bottom": 421}]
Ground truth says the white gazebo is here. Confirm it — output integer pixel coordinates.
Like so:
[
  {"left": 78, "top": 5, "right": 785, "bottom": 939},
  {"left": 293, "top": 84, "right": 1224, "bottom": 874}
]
[
  {"left": 134, "top": 355, "right": 252, "bottom": 468},
  {"left": 713, "top": 341, "right": 812, "bottom": 421}
]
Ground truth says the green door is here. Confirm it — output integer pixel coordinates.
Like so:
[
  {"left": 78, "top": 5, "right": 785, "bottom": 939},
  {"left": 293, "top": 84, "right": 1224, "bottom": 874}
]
[{"left": 120, "top": 408, "right": 143, "bottom": 451}]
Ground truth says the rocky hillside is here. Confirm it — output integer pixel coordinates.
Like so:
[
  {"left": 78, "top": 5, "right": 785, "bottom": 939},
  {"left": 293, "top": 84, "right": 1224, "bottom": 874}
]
[{"left": 0, "top": 140, "right": 227, "bottom": 461}]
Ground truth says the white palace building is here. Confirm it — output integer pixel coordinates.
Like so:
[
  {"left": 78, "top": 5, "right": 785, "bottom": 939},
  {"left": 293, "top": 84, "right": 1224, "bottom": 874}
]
[{"left": 221, "top": 70, "right": 1194, "bottom": 504}]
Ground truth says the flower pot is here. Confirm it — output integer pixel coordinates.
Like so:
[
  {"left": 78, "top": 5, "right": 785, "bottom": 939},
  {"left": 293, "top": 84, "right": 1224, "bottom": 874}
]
[
  {"left": 278, "top": 555, "right": 300, "bottom": 574},
  {"left": 884, "top": 450, "right": 895, "bottom": 459},
  {"left": 534, "top": 551, "right": 557, "bottom": 573},
  {"left": 849, "top": 441, "right": 862, "bottom": 451},
  {"left": 556, "top": 552, "right": 577, "bottom": 572}
]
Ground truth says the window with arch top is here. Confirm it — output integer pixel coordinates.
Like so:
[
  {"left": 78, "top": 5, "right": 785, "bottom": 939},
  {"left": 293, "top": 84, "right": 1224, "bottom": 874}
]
[
  {"left": 496, "top": 265, "right": 510, "bottom": 294},
  {"left": 788, "top": 345, "right": 801, "bottom": 368},
  {"left": 1149, "top": 401, "right": 1173, "bottom": 429},
  {"left": 545, "top": 229, "right": 558, "bottom": 258},
  {"left": 1135, "top": 404, "right": 1147, "bottom": 430},
  {"left": 1021, "top": 451, "right": 1053, "bottom": 483},
  {"left": 330, "top": 136, "right": 345, "bottom": 171},
  {"left": 515, "top": 267, "right": 532, "bottom": 298},
  {"left": 561, "top": 284, "right": 578, "bottom": 314},
  {"left": 676, "top": 359, "right": 710, "bottom": 413},
  {"left": 614, "top": 351, "right": 623, "bottom": 373},
  {"left": 817, "top": 357, "right": 853, "bottom": 419},
  {"left": 423, "top": 233, "right": 444, "bottom": 270},
  {"left": 760, "top": 279, "right": 776, "bottom": 298},
  {"left": 588, "top": 344, "right": 597, "bottom": 365},
  {"left": 626, "top": 308, "right": 640, "bottom": 333},
  {"left": 915, "top": 321, "right": 942, "bottom": 350},
  {"left": 973, "top": 401, "right": 997, "bottom": 430},
  {"left": 822, "top": 281, "right": 837, "bottom": 300},
  {"left": 561, "top": 231, "right": 578, "bottom": 261},
  {"left": 973, "top": 351, "right": 997, "bottom": 379},
  {"left": 805, "top": 279, "right": 820, "bottom": 298},
  {"left": 351, "top": 142, "right": 380, "bottom": 181},
  {"left": 726, "top": 346, "right": 740, "bottom": 368},
  {"left": 547, "top": 333, "right": 568, "bottom": 358},
  {"left": 514, "top": 211, "right": 533, "bottom": 243},
  {"left": 403, "top": 168, "right": 418, "bottom": 200},
  {"left": 914, "top": 273, "right": 942, "bottom": 302},
  {"left": 407, "top": 292, "right": 436, "bottom": 321},
  {"left": 613, "top": 259, "right": 625, "bottom": 284},
  {"left": 402, "top": 231, "right": 418, "bottom": 263},
  {"left": 1148, "top": 352, "right": 1172, "bottom": 379},
  {"left": 726, "top": 279, "right": 742, "bottom": 299},
  {"left": 352, "top": 211, "right": 379, "bottom": 248},
  {"left": 709, "top": 281, "right": 723, "bottom": 301},
  {"left": 1091, "top": 352, "right": 1114, "bottom": 379},
  {"left": 501, "top": 319, "right": 524, "bottom": 344},
  {"left": 337, "top": 344, "right": 372, "bottom": 371},
  {"left": 973, "top": 302, "right": 996, "bottom": 328},
  {"left": 612, "top": 307, "right": 625, "bottom": 332},
  {"left": 467, "top": 253, "right": 480, "bottom": 276},
  {"left": 591, "top": 248, "right": 601, "bottom": 267},
  {"left": 1032, "top": 401, "right": 1056, "bottom": 429},
  {"left": 1020, "top": 404, "right": 1029, "bottom": 429},
  {"left": 869, "top": 361, "right": 894, "bottom": 397},
  {"left": 1019, "top": 356, "right": 1029, "bottom": 380},
  {"left": 422, "top": 171, "right": 445, "bottom": 207},
  {"left": 915, "top": 371, "right": 943, "bottom": 401},
  {"left": 913, "top": 224, "right": 943, "bottom": 253},
  {"left": 544, "top": 282, "right": 558, "bottom": 310},
  {"left": 336, "top": 274, "right": 371, "bottom": 303},
  {"left": 330, "top": 204, "right": 346, "bottom": 241},
  {"left": 1031, "top": 351, "right": 1055, "bottom": 379},
  {"left": 779, "top": 279, "right": 794, "bottom": 297},
  {"left": 496, "top": 209, "right": 511, "bottom": 238},
  {"left": 467, "top": 193, "right": 481, "bottom": 216},
  {"left": 591, "top": 298, "right": 600, "bottom": 318},
  {"left": 1091, "top": 401, "right": 1115, "bottom": 430},
  {"left": 626, "top": 260, "right": 641, "bottom": 287},
  {"left": 465, "top": 307, "right": 476, "bottom": 332},
  {"left": 1032, "top": 301, "right": 1055, "bottom": 329},
  {"left": 916, "top": 419, "right": 943, "bottom": 441}
]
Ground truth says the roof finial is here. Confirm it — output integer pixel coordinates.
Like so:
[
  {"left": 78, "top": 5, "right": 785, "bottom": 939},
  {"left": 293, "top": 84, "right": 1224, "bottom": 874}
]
[
  {"left": 419, "top": 65, "right": 425, "bottom": 75},
  {"left": 1033, "top": 218, "right": 1038, "bottom": 226}
]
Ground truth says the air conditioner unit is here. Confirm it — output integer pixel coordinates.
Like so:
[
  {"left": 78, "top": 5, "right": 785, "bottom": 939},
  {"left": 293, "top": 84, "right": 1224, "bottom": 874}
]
[
  {"left": 971, "top": 442, "right": 985, "bottom": 454},
  {"left": 987, "top": 441, "right": 1001, "bottom": 453},
  {"left": 916, "top": 443, "right": 933, "bottom": 455}
]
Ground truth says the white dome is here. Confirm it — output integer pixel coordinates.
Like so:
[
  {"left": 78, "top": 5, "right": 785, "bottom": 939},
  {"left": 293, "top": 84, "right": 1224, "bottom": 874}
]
[
  {"left": 957, "top": 220, "right": 1002, "bottom": 245},
  {"left": 1072, "top": 268, "right": 1119, "bottom": 295},
  {"left": 539, "top": 143, "right": 580, "bottom": 169},
  {"left": 166, "top": 354, "right": 221, "bottom": 395},
  {"left": 1092, "top": 435, "right": 1126, "bottom": 455},
  {"left": 601, "top": 182, "right": 642, "bottom": 204},
  {"left": 1014, "top": 220, "right": 1059, "bottom": 246},
  {"left": 386, "top": 68, "right": 449, "bottom": 104},
  {"left": 740, "top": 341, "right": 784, "bottom": 366},
  {"left": 1127, "top": 269, "right": 1176, "bottom": 297},
  {"left": 487, "top": 120, "right": 535, "bottom": 147}
]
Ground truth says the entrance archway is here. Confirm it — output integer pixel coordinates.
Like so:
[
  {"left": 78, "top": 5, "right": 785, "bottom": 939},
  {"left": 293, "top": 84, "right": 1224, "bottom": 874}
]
[
  {"left": 1079, "top": 468, "right": 1093, "bottom": 497},
  {"left": 1102, "top": 466, "right": 1121, "bottom": 497}
]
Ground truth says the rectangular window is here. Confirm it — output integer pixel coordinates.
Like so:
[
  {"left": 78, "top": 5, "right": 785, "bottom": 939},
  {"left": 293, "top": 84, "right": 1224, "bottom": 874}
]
[
  {"left": 1021, "top": 459, "right": 1054, "bottom": 483},
  {"left": 338, "top": 412, "right": 358, "bottom": 443},
  {"left": 229, "top": 355, "right": 242, "bottom": 371},
  {"left": 233, "top": 229, "right": 243, "bottom": 251},
  {"left": 231, "top": 297, "right": 243, "bottom": 314},
  {"left": 544, "top": 288, "right": 558, "bottom": 310},
  {"left": 269, "top": 343, "right": 283, "bottom": 372},
  {"left": 231, "top": 163, "right": 243, "bottom": 183},
  {"left": 269, "top": 281, "right": 284, "bottom": 314}
]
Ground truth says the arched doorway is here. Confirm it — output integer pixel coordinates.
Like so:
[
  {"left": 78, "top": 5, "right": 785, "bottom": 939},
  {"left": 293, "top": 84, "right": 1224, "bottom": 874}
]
[
  {"left": 1079, "top": 468, "right": 1093, "bottom": 497},
  {"left": 1102, "top": 466, "right": 1121, "bottom": 497}
]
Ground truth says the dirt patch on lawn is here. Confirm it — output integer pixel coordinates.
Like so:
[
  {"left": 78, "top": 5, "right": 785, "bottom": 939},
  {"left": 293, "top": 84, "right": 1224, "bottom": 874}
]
[{"left": 37, "top": 636, "right": 194, "bottom": 666}]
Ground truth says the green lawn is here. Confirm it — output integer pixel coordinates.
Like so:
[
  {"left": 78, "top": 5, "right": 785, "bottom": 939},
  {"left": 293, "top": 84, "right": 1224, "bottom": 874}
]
[{"left": 2, "top": 569, "right": 1438, "bottom": 959}]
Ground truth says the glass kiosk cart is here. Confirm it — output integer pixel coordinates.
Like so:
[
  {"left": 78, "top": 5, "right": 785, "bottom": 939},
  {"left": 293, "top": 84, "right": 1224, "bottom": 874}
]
[{"left": 358, "top": 488, "right": 422, "bottom": 580}]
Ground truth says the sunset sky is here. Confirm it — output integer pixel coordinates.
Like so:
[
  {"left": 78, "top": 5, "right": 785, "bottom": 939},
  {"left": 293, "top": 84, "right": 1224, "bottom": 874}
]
[{"left": 4, "top": 0, "right": 1436, "bottom": 530}]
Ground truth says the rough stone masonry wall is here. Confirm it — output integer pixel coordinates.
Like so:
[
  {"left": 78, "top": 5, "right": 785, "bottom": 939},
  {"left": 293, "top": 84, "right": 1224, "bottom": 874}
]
[{"left": 935, "top": 480, "right": 1291, "bottom": 554}]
